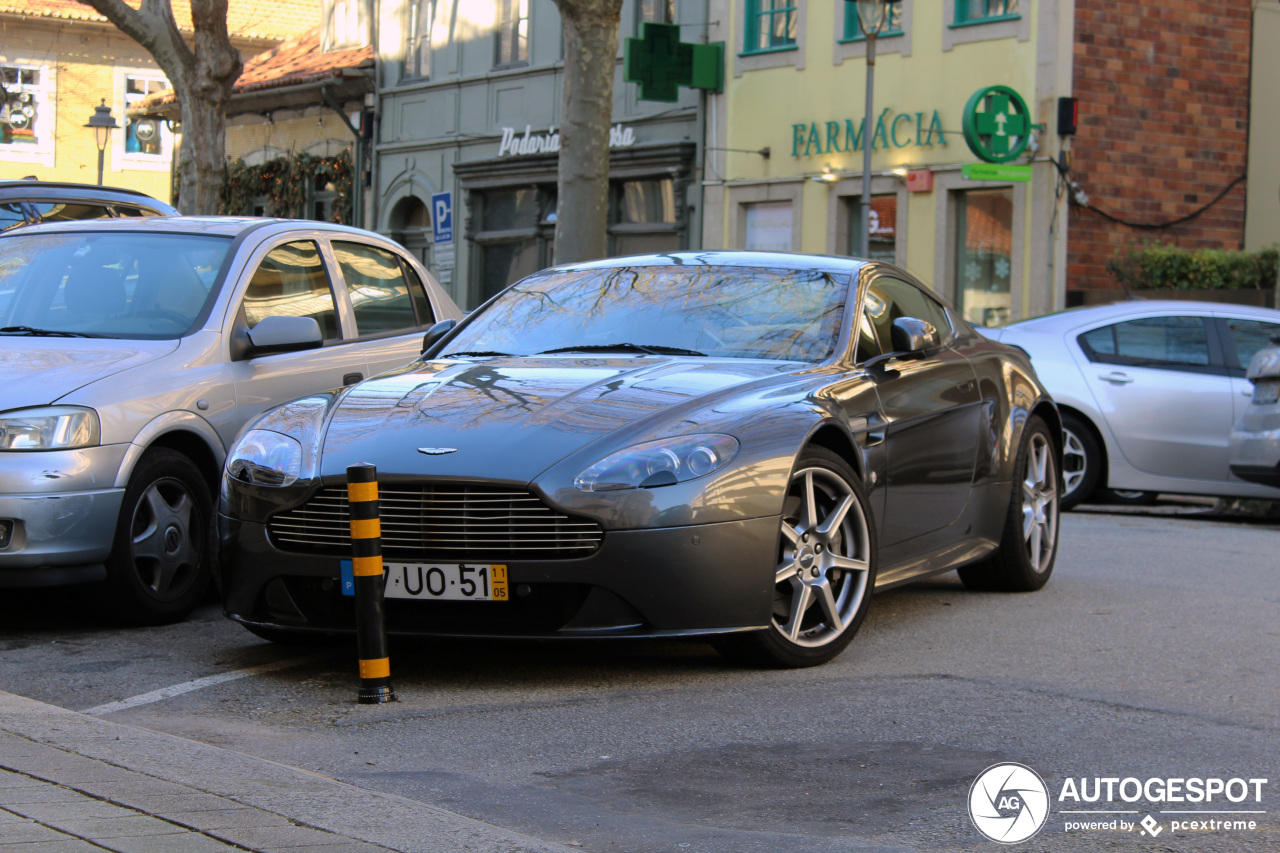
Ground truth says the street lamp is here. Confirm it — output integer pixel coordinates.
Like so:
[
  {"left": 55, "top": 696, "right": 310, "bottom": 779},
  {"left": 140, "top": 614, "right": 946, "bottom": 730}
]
[
  {"left": 853, "top": 0, "right": 894, "bottom": 259},
  {"left": 84, "top": 99, "right": 118, "bottom": 186}
]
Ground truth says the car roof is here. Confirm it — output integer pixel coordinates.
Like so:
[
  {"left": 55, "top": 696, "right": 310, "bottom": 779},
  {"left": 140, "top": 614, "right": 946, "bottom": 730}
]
[
  {"left": 0, "top": 215, "right": 388, "bottom": 241},
  {"left": 546, "top": 250, "right": 868, "bottom": 277},
  {"left": 0, "top": 180, "right": 178, "bottom": 214},
  {"left": 1003, "top": 298, "right": 1280, "bottom": 332}
]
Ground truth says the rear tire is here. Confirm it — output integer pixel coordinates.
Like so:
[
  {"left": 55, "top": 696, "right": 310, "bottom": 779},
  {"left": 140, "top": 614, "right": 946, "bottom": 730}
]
[
  {"left": 100, "top": 449, "right": 212, "bottom": 625},
  {"left": 716, "top": 447, "right": 876, "bottom": 668},
  {"left": 960, "top": 416, "right": 1060, "bottom": 592},
  {"left": 1060, "top": 413, "right": 1101, "bottom": 510}
]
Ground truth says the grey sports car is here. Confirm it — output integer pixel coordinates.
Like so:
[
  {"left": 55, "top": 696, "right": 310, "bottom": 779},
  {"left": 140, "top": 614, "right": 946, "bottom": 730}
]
[{"left": 218, "top": 252, "right": 1062, "bottom": 667}]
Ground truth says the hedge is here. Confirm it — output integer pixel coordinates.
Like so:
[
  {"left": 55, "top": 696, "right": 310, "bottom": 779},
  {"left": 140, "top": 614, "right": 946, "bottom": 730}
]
[{"left": 1107, "top": 244, "right": 1280, "bottom": 291}]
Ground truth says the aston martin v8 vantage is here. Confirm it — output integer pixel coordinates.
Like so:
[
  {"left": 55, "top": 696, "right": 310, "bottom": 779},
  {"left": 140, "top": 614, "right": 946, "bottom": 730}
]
[{"left": 218, "top": 252, "right": 1062, "bottom": 667}]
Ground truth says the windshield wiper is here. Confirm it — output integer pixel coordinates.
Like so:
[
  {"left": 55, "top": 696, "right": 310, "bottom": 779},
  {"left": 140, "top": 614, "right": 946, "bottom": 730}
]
[
  {"left": 537, "top": 343, "right": 707, "bottom": 357},
  {"left": 440, "top": 350, "right": 515, "bottom": 359},
  {"left": 0, "top": 326, "right": 104, "bottom": 338}
]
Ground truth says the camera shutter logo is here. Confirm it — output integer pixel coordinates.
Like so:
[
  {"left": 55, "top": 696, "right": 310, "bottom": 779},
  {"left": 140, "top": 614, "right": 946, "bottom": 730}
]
[{"left": 969, "top": 763, "right": 1050, "bottom": 843}]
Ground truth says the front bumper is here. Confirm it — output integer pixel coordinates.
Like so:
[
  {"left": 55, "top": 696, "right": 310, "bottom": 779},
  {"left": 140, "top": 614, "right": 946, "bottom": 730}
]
[
  {"left": 219, "top": 513, "right": 780, "bottom": 638},
  {"left": 0, "top": 446, "right": 128, "bottom": 586}
]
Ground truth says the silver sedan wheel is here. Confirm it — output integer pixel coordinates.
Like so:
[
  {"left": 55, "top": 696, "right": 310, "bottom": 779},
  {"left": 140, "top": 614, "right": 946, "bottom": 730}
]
[
  {"left": 128, "top": 476, "right": 202, "bottom": 600},
  {"left": 1021, "top": 431, "right": 1059, "bottom": 574},
  {"left": 1061, "top": 426, "right": 1088, "bottom": 499},
  {"left": 773, "top": 464, "right": 872, "bottom": 648}
]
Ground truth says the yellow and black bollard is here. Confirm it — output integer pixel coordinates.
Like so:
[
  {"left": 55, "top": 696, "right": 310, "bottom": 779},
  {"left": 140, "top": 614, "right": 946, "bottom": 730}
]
[{"left": 347, "top": 463, "right": 396, "bottom": 704}]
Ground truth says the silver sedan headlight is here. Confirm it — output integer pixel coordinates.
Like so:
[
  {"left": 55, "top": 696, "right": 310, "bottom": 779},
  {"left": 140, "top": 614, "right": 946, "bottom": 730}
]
[
  {"left": 0, "top": 406, "right": 100, "bottom": 451},
  {"left": 574, "top": 434, "right": 740, "bottom": 491},
  {"left": 226, "top": 429, "right": 303, "bottom": 487}
]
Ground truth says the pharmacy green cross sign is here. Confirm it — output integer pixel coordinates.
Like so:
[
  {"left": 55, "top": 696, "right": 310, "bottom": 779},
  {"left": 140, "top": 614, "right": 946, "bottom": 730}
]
[
  {"left": 962, "top": 85, "right": 1032, "bottom": 163},
  {"left": 624, "top": 22, "right": 724, "bottom": 103}
]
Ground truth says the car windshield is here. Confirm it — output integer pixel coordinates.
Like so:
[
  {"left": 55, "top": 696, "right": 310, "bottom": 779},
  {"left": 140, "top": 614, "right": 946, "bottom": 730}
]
[
  {"left": 442, "top": 265, "right": 851, "bottom": 363},
  {"left": 0, "top": 231, "right": 231, "bottom": 339}
]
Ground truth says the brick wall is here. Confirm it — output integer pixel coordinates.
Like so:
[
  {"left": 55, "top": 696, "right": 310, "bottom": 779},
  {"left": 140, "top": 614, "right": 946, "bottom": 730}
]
[{"left": 1067, "top": 0, "right": 1252, "bottom": 296}]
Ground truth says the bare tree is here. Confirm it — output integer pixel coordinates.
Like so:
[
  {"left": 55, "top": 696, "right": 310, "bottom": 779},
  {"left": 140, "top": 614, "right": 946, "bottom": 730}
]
[
  {"left": 78, "top": 0, "right": 242, "bottom": 214},
  {"left": 550, "top": 0, "right": 624, "bottom": 264}
]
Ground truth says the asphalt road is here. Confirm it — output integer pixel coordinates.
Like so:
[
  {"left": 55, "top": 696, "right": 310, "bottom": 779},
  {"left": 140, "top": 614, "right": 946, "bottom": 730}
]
[{"left": 1, "top": 506, "right": 1276, "bottom": 852}]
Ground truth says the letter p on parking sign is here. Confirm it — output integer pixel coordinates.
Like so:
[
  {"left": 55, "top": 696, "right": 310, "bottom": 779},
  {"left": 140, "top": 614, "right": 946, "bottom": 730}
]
[{"left": 430, "top": 191, "right": 453, "bottom": 244}]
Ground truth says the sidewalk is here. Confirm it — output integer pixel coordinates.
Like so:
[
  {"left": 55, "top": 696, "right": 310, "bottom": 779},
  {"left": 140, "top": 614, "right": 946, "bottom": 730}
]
[{"left": 0, "top": 691, "right": 573, "bottom": 853}]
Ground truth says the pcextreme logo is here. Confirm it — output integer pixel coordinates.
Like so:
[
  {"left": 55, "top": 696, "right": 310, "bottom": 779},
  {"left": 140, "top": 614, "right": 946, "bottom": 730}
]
[{"left": 969, "top": 765, "right": 1270, "bottom": 844}]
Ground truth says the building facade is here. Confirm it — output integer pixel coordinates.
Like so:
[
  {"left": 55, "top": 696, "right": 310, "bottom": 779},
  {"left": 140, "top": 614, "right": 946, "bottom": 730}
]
[
  {"left": 372, "top": 0, "right": 705, "bottom": 309},
  {"left": 0, "top": 0, "right": 318, "bottom": 202},
  {"left": 702, "top": 0, "right": 1073, "bottom": 327}
]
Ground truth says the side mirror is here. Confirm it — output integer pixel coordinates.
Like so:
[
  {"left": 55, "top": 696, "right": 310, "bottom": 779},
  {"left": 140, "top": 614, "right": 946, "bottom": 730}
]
[
  {"left": 245, "top": 315, "right": 323, "bottom": 355},
  {"left": 890, "top": 316, "right": 940, "bottom": 354},
  {"left": 421, "top": 318, "right": 458, "bottom": 355}
]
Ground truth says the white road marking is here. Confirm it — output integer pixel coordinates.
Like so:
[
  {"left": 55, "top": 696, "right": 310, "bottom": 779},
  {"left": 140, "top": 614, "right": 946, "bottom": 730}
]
[{"left": 80, "top": 655, "right": 327, "bottom": 716}]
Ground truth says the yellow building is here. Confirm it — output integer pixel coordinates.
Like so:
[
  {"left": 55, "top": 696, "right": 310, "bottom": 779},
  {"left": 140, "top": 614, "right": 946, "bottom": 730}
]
[
  {"left": 702, "top": 0, "right": 1074, "bottom": 324},
  {"left": 0, "top": 0, "right": 319, "bottom": 202}
]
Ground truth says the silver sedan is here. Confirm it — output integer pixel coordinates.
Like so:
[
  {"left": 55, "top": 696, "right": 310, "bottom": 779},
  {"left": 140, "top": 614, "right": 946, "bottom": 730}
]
[
  {"left": 0, "top": 217, "right": 462, "bottom": 623},
  {"left": 985, "top": 299, "right": 1280, "bottom": 508}
]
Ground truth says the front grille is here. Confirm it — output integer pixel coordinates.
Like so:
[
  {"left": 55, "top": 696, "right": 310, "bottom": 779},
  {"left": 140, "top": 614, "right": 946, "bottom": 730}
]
[{"left": 267, "top": 484, "right": 603, "bottom": 560}]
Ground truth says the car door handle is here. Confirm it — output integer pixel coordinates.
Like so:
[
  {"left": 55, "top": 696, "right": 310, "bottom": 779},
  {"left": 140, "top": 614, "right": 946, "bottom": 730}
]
[
  {"left": 343, "top": 372, "right": 363, "bottom": 386},
  {"left": 1099, "top": 371, "right": 1133, "bottom": 385}
]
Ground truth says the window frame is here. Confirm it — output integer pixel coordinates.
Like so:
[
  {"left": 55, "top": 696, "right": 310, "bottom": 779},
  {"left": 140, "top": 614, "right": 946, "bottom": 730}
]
[
  {"left": 403, "top": 0, "right": 435, "bottom": 81},
  {"left": 0, "top": 62, "right": 55, "bottom": 166},
  {"left": 115, "top": 71, "right": 174, "bottom": 171},
  {"left": 952, "top": 0, "right": 1021, "bottom": 27},
  {"left": 840, "top": 2, "right": 904, "bottom": 43},
  {"left": 743, "top": 0, "right": 799, "bottom": 56},
  {"left": 493, "top": 0, "right": 530, "bottom": 68},
  {"left": 323, "top": 0, "right": 370, "bottom": 50}
]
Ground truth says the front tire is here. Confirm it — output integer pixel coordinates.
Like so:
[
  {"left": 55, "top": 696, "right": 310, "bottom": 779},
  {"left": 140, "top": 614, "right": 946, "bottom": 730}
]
[
  {"left": 100, "top": 449, "right": 212, "bottom": 625},
  {"left": 960, "top": 416, "right": 1060, "bottom": 592},
  {"left": 717, "top": 447, "right": 876, "bottom": 668}
]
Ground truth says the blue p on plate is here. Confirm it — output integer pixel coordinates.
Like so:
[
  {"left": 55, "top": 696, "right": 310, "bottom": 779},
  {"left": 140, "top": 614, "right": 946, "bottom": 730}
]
[{"left": 340, "top": 560, "right": 354, "bottom": 596}]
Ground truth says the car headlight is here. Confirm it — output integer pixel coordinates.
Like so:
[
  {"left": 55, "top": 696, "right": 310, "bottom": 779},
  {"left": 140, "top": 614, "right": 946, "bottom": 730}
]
[
  {"left": 574, "top": 434, "right": 739, "bottom": 491},
  {"left": 226, "top": 429, "right": 303, "bottom": 487},
  {"left": 0, "top": 406, "right": 100, "bottom": 451}
]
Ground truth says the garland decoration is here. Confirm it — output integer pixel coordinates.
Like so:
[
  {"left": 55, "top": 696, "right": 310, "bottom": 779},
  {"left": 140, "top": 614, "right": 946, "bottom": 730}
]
[{"left": 221, "top": 150, "right": 353, "bottom": 223}]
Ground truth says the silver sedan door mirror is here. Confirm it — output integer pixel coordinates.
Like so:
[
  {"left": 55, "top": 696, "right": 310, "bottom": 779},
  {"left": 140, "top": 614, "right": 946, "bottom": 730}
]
[{"left": 245, "top": 315, "right": 323, "bottom": 355}]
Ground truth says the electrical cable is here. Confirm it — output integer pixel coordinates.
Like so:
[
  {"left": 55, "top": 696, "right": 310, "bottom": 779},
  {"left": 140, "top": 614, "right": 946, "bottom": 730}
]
[{"left": 1050, "top": 155, "right": 1245, "bottom": 230}]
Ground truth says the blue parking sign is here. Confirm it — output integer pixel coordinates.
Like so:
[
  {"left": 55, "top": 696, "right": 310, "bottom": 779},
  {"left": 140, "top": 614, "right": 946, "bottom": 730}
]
[{"left": 431, "top": 192, "right": 453, "bottom": 244}]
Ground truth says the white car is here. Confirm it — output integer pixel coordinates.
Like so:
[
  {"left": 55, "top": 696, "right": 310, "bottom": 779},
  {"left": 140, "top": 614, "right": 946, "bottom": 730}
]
[
  {"left": 984, "top": 300, "right": 1280, "bottom": 508},
  {"left": 0, "top": 217, "right": 462, "bottom": 623}
]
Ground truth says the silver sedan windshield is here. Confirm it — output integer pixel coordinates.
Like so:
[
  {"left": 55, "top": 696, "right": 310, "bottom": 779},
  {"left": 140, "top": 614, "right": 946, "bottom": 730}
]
[
  {"left": 443, "top": 265, "right": 851, "bottom": 362},
  {"left": 0, "top": 232, "right": 231, "bottom": 340}
]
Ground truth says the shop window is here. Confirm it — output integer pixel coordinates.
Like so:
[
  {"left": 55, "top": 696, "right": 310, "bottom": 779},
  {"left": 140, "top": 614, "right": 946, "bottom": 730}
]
[
  {"left": 311, "top": 176, "right": 339, "bottom": 222},
  {"left": 0, "top": 64, "right": 52, "bottom": 161},
  {"left": 954, "top": 188, "right": 1013, "bottom": 327},
  {"left": 743, "top": 201, "right": 793, "bottom": 251},
  {"left": 472, "top": 186, "right": 555, "bottom": 305},
  {"left": 241, "top": 241, "right": 339, "bottom": 340},
  {"left": 842, "top": 2, "right": 904, "bottom": 41},
  {"left": 611, "top": 178, "right": 681, "bottom": 256},
  {"left": 119, "top": 74, "right": 173, "bottom": 166},
  {"left": 495, "top": 0, "right": 529, "bottom": 67},
  {"left": 744, "top": 0, "right": 798, "bottom": 54},
  {"left": 954, "top": 0, "right": 1019, "bottom": 25},
  {"left": 846, "top": 195, "right": 898, "bottom": 263},
  {"left": 639, "top": 0, "right": 675, "bottom": 25},
  {"left": 404, "top": 0, "right": 434, "bottom": 79}
]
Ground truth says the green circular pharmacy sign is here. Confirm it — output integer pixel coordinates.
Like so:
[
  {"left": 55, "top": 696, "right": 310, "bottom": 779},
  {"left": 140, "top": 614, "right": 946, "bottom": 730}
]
[{"left": 962, "top": 85, "right": 1032, "bottom": 164}]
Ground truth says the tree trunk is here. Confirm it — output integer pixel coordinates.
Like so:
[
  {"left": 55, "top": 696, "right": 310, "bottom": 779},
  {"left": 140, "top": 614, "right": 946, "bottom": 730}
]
[
  {"left": 551, "top": 0, "right": 624, "bottom": 265},
  {"left": 77, "top": 0, "right": 242, "bottom": 214}
]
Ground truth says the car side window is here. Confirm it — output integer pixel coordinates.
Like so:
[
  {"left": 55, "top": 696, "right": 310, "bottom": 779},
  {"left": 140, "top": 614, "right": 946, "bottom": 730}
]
[
  {"left": 862, "top": 276, "right": 952, "bottom": 355},
  {"left": 1078, "top": 317, "right": 1213, "bottom": 370},
  {"left": 1222, "top": 319, "right": 1280, "bottom": 373},
  {"left": 0, "top": 202, "right": 28, "bottom": 231},
  {"left": 241, "top": 241, "right": 339, "bottom": 341},
  {"left": 31, "top": 202, "right": 114, "bottom": 222},
  {"left": 331, "top": 240, "right": 433, "bottom": 335}
]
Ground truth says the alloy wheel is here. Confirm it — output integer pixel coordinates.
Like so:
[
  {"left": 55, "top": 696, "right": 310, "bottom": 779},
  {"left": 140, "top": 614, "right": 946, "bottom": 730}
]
[{"left": 1020, "top": 432, "right": 1059, "bottom": 574}]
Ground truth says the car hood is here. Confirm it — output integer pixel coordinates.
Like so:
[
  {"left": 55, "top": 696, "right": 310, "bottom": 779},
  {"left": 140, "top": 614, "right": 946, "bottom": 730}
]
[
  {"left": 0, "top": 337, "right": 179, "bottom": 411},
  {"left": 318, "top": 356, "right": 801, "bottom": 482}
]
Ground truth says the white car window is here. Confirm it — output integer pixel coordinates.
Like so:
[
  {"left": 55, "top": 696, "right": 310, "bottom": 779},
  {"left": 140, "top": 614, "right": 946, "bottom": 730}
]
[{"left": 1079, "top": 317, "right": 1213, "bottom": 370}]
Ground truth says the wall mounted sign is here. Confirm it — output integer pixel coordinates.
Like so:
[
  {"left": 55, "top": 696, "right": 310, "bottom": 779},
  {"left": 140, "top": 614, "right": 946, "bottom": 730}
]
[
  {"left": 497, "top": 124, "right": 637, "bottom": 158},
  {"left": 791, "top": 109, "right": 948, "bottom": 157},
  {"left": 961, "top": 162, "right": 1032, "bottom": 182},
  {"left": 962, "top": 86, "right": 1032, "bottom": 164}
]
